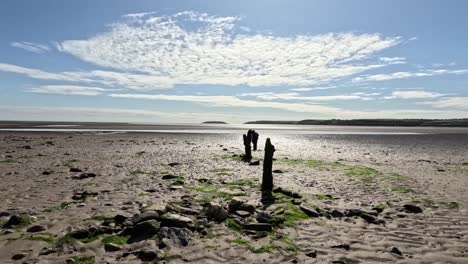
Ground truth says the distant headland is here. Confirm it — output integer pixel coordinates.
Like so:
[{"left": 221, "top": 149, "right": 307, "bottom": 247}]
[
  {"left": 245, "top": 118, "right": 468, "bottom": 127},
  {"left": 202, "top": 121, "right": 228, "bottom": 124}
]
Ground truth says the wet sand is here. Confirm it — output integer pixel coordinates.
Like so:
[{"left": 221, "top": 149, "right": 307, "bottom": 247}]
[{"left": 1, "top": 130, "right": 468, "bottom": 263}]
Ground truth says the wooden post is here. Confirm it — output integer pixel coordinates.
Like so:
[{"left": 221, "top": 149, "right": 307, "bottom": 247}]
[
  {"left": 262, "top": 138, "right": 275, "bottom": 202},
  {"left": 252, "top": 131, "right": 259, "bottom": 151},
  {"left": 243, "top": 134, "right": 252, "bottom": 161}
]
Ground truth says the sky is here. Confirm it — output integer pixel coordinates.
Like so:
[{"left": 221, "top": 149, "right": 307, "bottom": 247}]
[{"left": 1, "top": 0, "right": 468, "bottom": 124}]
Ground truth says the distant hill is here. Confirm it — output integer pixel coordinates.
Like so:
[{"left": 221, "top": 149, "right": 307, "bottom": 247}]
[
  {"left": 202, "top": 121, "right": 227, "bottom": 124},
  {"left": 245, "top": 119, "right": 468, "bottom": 127}
]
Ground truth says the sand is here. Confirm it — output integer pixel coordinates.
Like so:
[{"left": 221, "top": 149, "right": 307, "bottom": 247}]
[{"left": 0, "top": 131, "right": 467, "bottom": 264}]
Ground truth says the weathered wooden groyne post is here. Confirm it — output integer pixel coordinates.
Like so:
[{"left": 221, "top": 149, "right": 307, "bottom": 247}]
[
  {"left": 252, "top": 131, "right": 259, "bottom": 151},
  {"left": 243, "top": 132, "right": 252, "bottom": 161},
  {"left": 261, "top": 138, "right": 275, "bottom": 203}
]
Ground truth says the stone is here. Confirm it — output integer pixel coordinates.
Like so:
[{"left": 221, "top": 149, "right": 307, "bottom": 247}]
[
  {"left": 305, "top": 250, "right": 317, "bottom": 258},
  {"left": 128, "top": 220, "right": 160, "bottom": 242},
  {"left": 27, "top": 225, "right": 47, "bottom": 233},
  {"left": 330, "top": 209, "right": 344, "bottom": 218},
  {"left": 238, "top": 203, "right": 256, "bottom": 214},
  {"left": 75, "top": 173, "right": 96, "bottom": 179},
  {"left": 273, "top": 187, "right": 302, "bottom": 199},
  {"left": 300, "top": 204, "right": 320, "bottom": 217},
  {"left": 39, "top": 248, "right": 56, "bottom": 256},
  {"left": 137, "top": 250, "right": 158, "bottom": 261},
  {"left": 344, "top": 209, "right": 365, "bottom": 217},
  {"left": 69, "top": 168, "right": 82, "bottom": 172},
  {"left": 249, "top": 160, "right": 260, "bottom": 166},
  {"left": 360, "top": 213, "right": 385, "bottom": 225},
  {"left": 244, "top": 223, "right": 272, "bottom": 232},
  {"left": 390, "top": 247, "right": 403, "bottom": 256},
  {"left": 160, "top": 213, "right": 194, "bottom": 229},
  {"left": 11, "top": 253, "right": 25, "bottom": 260},
  {"left": 235, "top": 210, "right": 251, "bottom": 218},
  {"left": 157, "top": 226, "right": 192, "bottom": 246},
  {"left": 168, "top": 162, "right": 181, "bottom": 167},
  {"left": 228, "top": 198, "right": 245, "bottom": 212},
  {"left": 131, "top": 211, "right": 160, "bottom": 225},
  {"left": 162, "top": 174, "right": 178, "bottom": 180},
  {"left": 256, "top": 211, "right": 272, "bottom": 223},
  {"left": 42, "top": 171, "right": 52, "bottom": 175},
  {"left": 114, "top": 214, "right": 128, "bottom": 225},
  {"left": 331, "top": 244, "right": 350, "bottom": 250},
  {"left": 206, "top": 203, "right": 228, "bottom": 222},
  {"left": 104, "top": 243, "right": 122, "bottom": 252},
  {"left": 403, "top": 204, "right": 423, "bottom": 214}
]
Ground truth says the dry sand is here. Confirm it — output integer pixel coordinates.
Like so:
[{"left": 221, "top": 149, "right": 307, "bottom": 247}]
[{"left": 0, "top": 131, "right": 467, "bottom": 264}]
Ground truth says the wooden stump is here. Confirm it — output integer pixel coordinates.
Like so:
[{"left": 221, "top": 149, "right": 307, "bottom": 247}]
[
  {"left": 252, "top": 131, "right": 259, "bottom": 151},
  {"left": 243, "top": 134, "right": 252, "bottom": 161},
  {"left": 261, "top": 138, "right": 275, "bottom": 203}
]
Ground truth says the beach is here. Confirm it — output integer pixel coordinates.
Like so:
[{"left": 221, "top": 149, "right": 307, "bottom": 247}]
[{"left": 1, "top": 124, "right": 468, "bottom": 263}]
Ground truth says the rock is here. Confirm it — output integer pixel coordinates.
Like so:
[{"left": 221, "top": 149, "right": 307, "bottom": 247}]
[
  {"left": 330, "top": 209, "right": 344, "bottom": 218},
  {"left": 27, "top": 225, "right": 47, "bottom": 233},
  {"left": 69, "top": 168, "right": 82, "bottom": 172},
  {"left": 127, "top": 220, "right": 160, "bottom": 242},
  {"left": 131, "top": 211, "right": 160, "bottom": 225},
  {"left": 305, "top": 250, "right": 317, "bottom": 258},
  {"left": 360, "top": 213, "right": 385, "bottom": 225},
  {"left": 244, "top": 223, "right": 272, "bottom": 232},
  {"left": 344, "top": 208, "right": 366, "bottom": 217},
  {"left": 168, "top": 162, "right": 181, "bottom": 167},
  {"left": 273, "top": 187, "right": 302, "bottom": 199},
  {"left": 42, "top": 171, "right": 52, "bottom": 175},
  {"left": 256, "top": 211, "right": 272, "bottom": 223},
  {"left": 168, "top": 205, "right": 199, "bottom": 216},
  {"left": 162, "top": 174, "right": 178, "bottom": 180},
  {"left": 331, "top": 244, "right": 350, "bottom": 250},
  {"left": 104, "top": 243, "right": 122, "bottom": 252},
  {"left": 3, "top": 214, "right": 32, "bottom": 228},
  {"left": 235, "top": 210, "right": 251, "bottom": 218},
  {"left": 390, "top": 247, "right": 403, "bottom": 256},
  {"left": 74, "top": 173, "right": 96, "bottom": 179},
  {"left": 228, "top": 198, "right": 245, "bottom": 212},
  {"left": 238, "top": 203, "right": 256, "bottom": 214},
  {"left": 300, "top": 204, "right": 320, "bottom": 217},
  {"left": 11, "top": 253, "right": 25, "bottom": 260},
  {"left": 160, "top": 213, "right": 194, "bottom": 229},
  {"left": 39, "top": 248, "right": 56, "bottom": 256},
  {"left": 206, "top": 203, "right": 228, "bottom": 222},
  {"left": 249, "top": 160, "right": 260, "bottom": 166},
  {"left": 403, "top": 204, "right": 423, "bottom": 214},
  {"left": 114, "top": 214, "right": 128, "bottom": 225},
  {"left": 0, "top": 212, "right": 10, "bottom": 217},
  {"left": 157, "top": 226, "right": 192, "bottom": 246},
  {"left": 372, "top": 206, "right": 384, "bottom": 214},
  {"left": 137, "top": 250, "right": 158, "bottom": 261}
]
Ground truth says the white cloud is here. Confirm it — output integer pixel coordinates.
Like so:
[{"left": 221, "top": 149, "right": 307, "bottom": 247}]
[
  {"left": 10, "top": 42, "right": 50, "bottom": 53},
  {"left": 428, "top": 97, "right": 468, "bottom": 109},
  {"left": 58, "top": 11, "right": 401, "bottom": 88},
  {"left": 109, "top": 93, "right": 343, "bottom": 113},
  {"left": 289, "top": 86, "right": 336, "bottom": 92},
  {"left": 241, "top": 92, "right": 369, "bottom": 101},
  {"left": 0, "top": 105, "right": 243, "bottom": 123},
  {"left": 379, "top": 57, "right": 406, "bottom": 64},
  {"left": 0, "top": 63, "right": 172, "bottom": 89},
  {"left": 108, "top": 93, "right": 468, "bottom": 119},
  {"left": 28, "top": 85, "right": 111, "bottom": 96},
  {"left": 384, "top": 90, "right": 445, "bottom": 99},
  {"left": 354, "top": 69, "right": 468, "bottom": 82}
]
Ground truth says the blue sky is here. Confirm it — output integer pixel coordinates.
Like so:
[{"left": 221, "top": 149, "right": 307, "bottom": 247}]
[{"left": 1, "top": 0, "right": 468, "bottom": 123}]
